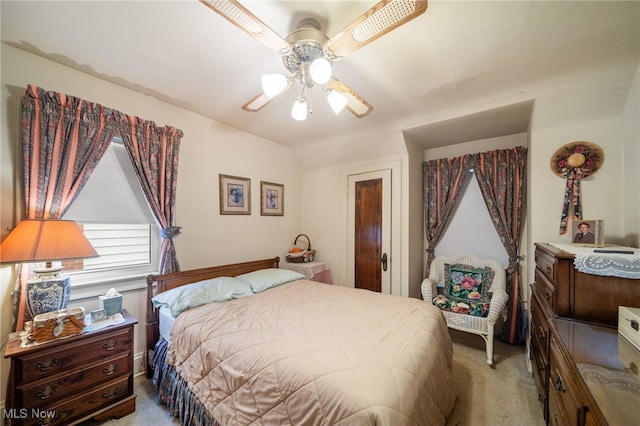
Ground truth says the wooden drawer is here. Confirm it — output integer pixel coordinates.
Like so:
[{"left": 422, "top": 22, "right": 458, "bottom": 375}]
[
  {"left": 12, "top": 327, "right": 132, "bottom": 384},
  {"left": 530, "top": 290, "right": 549, "bottom": 420},
  {"left": 530, "top": 336, "right": 546, "bottom": 390},
  {"left": 531, "top": 292, "right": 550, "bottom": 362},
  {"left": 535, "top": 246, "right": 556, "bottom": 283},
  {"left": 534, "top": 269, "right": 555, "bottom": 313},
  {"left": 548, "top": 381, "right": 571, "bottom": 426},
  {"left": 549, "top": 336, "right": 585, "bottom": 426},
  {"left": 21, "top": 375, "right": 132, "bottom": 426},
  {"left": 530, "top": 336, "right": 548, "bottom": 420},
  {"left": 16, "top": 352, "right": 131, "bottom": 408}
]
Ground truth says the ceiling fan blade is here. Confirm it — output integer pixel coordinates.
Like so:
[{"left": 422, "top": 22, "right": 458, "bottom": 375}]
[
  {"left": 241, "top": 81, "right": 293, "bottom": 112},
  {"left": 327, "top": 78, "right": 373, "bottom": 118},
  {"left": 325, "top": 0, "right": 428, "bottom": 59},
  {"left": 241, "top": 93, "right": 273, "bottom": 112},
  {"left": 199, "top": 0, "right": 291, "bottom": 54}
]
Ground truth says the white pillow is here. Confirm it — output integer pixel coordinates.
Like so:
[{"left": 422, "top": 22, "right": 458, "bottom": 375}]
[
  {"left": 236, "top": 268, "right": 306, "bottom": 293},
  {"left": 151, "top": 276, "right": 253, "bottom": 317}
]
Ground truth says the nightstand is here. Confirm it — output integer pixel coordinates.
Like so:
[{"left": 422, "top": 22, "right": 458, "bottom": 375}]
[
  {"left": 283, "top": 261, "right": 332, "bottom": 284},
  {"left": 4, "top": 310, "right": 137, "bottom": 425}
]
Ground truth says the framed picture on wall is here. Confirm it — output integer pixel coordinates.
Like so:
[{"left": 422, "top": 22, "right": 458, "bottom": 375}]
[
  {"left": 260, "top": 181, "right": 284, "bottom": 216},
  {"left": 219, "top": 174, "right": 251, "bottom": 215},
  {"left": 571, "top": 219, "right": 604, "bottom": 247}
]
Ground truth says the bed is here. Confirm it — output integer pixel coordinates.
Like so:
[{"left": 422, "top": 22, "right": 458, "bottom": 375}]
[{"left": 145, "top": 257, "right": 456, "bottom": 425}]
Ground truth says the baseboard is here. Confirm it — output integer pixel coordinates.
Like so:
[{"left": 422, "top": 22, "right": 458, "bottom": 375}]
[{"left": 134, "top": 351, "right": 145, "bottom": 377}]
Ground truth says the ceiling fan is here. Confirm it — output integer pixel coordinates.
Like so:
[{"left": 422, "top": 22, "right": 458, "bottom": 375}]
[{"left": 199, "top": 0, "right": 428, "bottom": 120}]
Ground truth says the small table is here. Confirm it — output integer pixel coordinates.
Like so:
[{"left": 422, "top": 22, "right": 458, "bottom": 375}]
[{"left": 283, "top": 261, "right": 332, "bottom": 284}]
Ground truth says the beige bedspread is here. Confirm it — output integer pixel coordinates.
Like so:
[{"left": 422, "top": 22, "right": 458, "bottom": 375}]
[{"left": 168, "top": 280, "right": 456, "bottom": 425}]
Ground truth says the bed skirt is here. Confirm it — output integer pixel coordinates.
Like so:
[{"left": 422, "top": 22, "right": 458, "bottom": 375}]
[{"left": 152, "top": 338, "right": 220, "bottom": 426}]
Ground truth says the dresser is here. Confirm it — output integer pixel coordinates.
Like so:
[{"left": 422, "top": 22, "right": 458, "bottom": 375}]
[
  {"left": 531, "top": 243, "right": 640, "bottom": 425},
  {"left": 4, "top": 310, "right": 137, "bottom": 425}
]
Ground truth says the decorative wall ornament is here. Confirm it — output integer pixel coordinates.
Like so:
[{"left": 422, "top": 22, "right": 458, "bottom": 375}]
[{"left": 550, "top": 141, "right": 604, "bottom": 234}]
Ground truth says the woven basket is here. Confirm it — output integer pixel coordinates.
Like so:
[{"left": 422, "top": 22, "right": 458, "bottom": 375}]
[
  {"left": 30, "top": 307, "right": 85, "bottom": 343},
  {"left": 286, "top": 234, "right": 316, "bottom": 263}
]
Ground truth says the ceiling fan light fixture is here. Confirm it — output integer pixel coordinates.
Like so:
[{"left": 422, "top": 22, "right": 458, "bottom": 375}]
[
  {"left": 309, "top": 58, "right": 332, "bottom": 85},
  {"left": 327, "top": 90, "right": 348, "bottom": 114},
  {"left": 261, "top": 74, "right": 288, "bottom": 97},
  {"left": 291, "top": 98, "right": 308, "bottom": 121}
]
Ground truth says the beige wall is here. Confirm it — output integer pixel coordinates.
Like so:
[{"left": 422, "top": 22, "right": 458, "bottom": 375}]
[
  {"left": 0, "top": 45, "right": 303, "bottom": 405},
  {"left": 623, "top": 67, "right": 640, "bottom": 247}
]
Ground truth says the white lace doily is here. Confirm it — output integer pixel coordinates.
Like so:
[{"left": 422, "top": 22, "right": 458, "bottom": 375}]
[
  {"left": 574, "top": 254, "right": 640, "bottom": 279},
  {"left": 547, "top": 243, "right": 640, "bottom": 279}
]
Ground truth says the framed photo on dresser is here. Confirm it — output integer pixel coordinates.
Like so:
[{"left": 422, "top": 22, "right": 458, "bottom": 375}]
[{"left": 572, "top": 219, "right": 604, "bottom": 247}]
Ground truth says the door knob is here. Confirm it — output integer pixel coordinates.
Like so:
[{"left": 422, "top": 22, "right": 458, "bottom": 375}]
[{"left": 381, "top": 253, "right": 388, "bottom": 271}]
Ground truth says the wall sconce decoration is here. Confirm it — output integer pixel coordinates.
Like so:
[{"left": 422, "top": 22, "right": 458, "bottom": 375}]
[
  {"left": 0, "top": 219, "right": 98, "bottom": 319},
  {"left": 550, "top": 141, "right": 604, "bottom": 235}
]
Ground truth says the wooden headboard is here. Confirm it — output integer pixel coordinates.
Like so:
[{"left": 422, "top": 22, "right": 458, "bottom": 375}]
[{"left": 144, "top": 256, "right": 280, "bottom": 378}]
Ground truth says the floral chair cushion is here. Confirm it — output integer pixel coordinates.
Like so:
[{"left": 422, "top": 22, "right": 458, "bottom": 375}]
[
  {"left": 432, "top": 294, "right": 490, "bottom": 317},
  {"left": 431, "top": 263, "right": 495, "bottom": 318},
  {"left": 444, "top": 263, "right": 494, "bottom": 302}
]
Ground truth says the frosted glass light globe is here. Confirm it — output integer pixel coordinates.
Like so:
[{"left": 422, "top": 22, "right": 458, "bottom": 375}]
[
  {"left": 309, "top": 58, "right": 332, "bottom": 85},
  {"left": 261, "top": 74, "right": 288, "bottom": 98},
  {"left": 327, "top": 90, "right": 348, "bottom": 114},
  {"left": 291, "top": 98, "right": 308, "bottom": 121}
]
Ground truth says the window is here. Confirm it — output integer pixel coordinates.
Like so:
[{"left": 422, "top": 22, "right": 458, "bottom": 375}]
[
  {"left": 435, "top": 170, "right": 508, "bottom": 267},
  {"left": 62, "top": 138, "right": 160, "bottom": 286}
]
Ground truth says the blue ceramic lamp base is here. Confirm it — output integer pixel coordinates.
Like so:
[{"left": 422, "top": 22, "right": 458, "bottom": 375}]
[{"left": 25, "top": 267, "right": 71, "bottom": 319}]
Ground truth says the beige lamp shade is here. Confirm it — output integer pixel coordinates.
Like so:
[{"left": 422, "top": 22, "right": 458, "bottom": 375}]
[{"left": 0, "top": 219, "right": 98, "bottom": 264}]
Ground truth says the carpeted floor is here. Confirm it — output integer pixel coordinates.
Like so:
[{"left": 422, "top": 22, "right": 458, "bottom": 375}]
[
  {"left": 444, "top": 329, "right": 544, "bottom": 426},
  {"left": 84, "top": 329, "right": 544, "bottom": 426}
]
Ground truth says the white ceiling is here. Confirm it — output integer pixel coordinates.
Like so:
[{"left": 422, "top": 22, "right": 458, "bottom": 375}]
[{"left": 2, "top": 1, "right": 639, "bottom": 152}]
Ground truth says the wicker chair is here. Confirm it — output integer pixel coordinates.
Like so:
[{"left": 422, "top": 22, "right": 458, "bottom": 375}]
[{"left": 421, "top": 253, "right": 507, "bottom": 365}]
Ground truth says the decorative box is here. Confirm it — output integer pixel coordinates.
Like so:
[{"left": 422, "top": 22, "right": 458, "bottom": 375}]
[
  {"left": 619, "top": 306, "right": 640, "bottom": 351},
  {"left": 99, "top": 294, "right": 122, "bottom": 316},
  {"left": 30, "top": 307, "right": 85, "bottom": 343}
]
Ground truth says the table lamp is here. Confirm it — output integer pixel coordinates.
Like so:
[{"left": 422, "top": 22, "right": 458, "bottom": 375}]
[{"left": 0, "top": 219, "right": 98, "bottom": 318}]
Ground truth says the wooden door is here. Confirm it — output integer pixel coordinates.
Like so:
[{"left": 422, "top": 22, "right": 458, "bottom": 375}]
[
  {"left": 355, "top": 178, "right": 382, "bottom": 291},
  {"left": 347, "top": 169, "right": 391, "bottom": 293}
]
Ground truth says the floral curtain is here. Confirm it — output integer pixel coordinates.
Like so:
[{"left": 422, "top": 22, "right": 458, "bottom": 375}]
[
  {"left": 15, "top": 85, "right": 117, "bottom": 329},
  {"left": 13, "top": 85, "right": 183, "bottom": 331},
  {"left": 116, "top": 114, "right": 183, "bottom": 274},
  {"left": 472, "top": 146, "right": 527, "bottom": 344},
  {"left": 423, "top": 155, "right": 473, "bottom": 277}
]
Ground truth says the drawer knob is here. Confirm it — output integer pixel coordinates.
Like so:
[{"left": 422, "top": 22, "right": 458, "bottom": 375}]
[
  {"left": 103, "top": 363, "right": 120, "bottom": 376},
  {"left": 545, "top": 292, "right": 551, "bottom": 301},
  {"left": 545, "top": 265, "right": 552, "bottom": 275},
  {"left": 103, "top": 386, "right": 121, "bottom": 400},
  {"left": 103, "top": 339, "right": 120, "bottom": 351},
  {"left": 553, "top": 414, "right": 560, "bottom": 426},
  {"left": 37, "top": 384, "right": 58, "bottom": 400},
  {"left": 37, "top": 359, "right": 59, "bottom": 372},
  {"left": 538, "top": 326, "right": 546, "bottom": 341},
  {"left": 537, "top": 356, "right": 545, "bottom": 372},
  {"left": 555, "top": 368, "right": 566, "bottom": 392}
]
